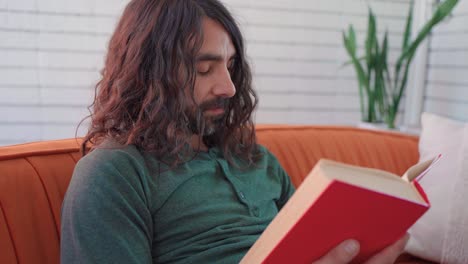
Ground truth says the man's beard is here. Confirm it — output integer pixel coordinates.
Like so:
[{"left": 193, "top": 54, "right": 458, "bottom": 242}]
[{"left": 187, "top": 98, "right": 228, "bottom": 136}]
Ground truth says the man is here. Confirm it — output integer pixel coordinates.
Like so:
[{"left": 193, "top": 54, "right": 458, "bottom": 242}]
[{"left": 60, "top": 0, "right": 409, "bottom": 263}]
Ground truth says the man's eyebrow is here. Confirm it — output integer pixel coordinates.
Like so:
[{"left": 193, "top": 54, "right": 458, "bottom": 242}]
[{"left": 196, "top": 53, "right": 237, "bottom": 62}]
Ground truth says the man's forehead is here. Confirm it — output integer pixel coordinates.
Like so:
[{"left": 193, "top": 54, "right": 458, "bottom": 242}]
[{"left": 197, "top": 18, "right": 236, "bottom": 60}]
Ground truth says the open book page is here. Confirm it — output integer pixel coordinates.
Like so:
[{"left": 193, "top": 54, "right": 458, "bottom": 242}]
[
  {"left": 402, "top": 154, "right": 442, "bottom": 182},
  {"left": 320, "top": 160, "right": 426, "bottom": 204}
]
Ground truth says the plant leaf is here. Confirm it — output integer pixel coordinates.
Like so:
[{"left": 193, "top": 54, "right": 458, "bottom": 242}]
[
  {"left": 342, "top": 56, "right": 366, "bottom": 67},
  {"left": 395, "top": 1, "right": 413, "bottom": 92},
  {"left": 343, "top": 28, "right": 370, "bottom": 120},
  {"left": 397, "top": 0, "right": 458, "bottom": 64},
  {"left": 365, "top": 8, "right": 377, "bottom": 68},
  {"left": 402, "top": 0, "right": 414, "bottom": 51},
  {"left": 343, "top": 25, "right": 357, "bottom": 56},
  {"left": 380, "top": 30, "right": 390, "bottom": 109}
]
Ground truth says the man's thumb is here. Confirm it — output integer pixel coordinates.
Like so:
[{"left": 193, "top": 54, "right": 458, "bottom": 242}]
[{"left": 313, "top": 240, "right": 360, "bottom": 264}]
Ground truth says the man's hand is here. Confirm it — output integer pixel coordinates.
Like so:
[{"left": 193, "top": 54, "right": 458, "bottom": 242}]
[{"left": 312, "top": 234, "right": 410, "bottom": 264}]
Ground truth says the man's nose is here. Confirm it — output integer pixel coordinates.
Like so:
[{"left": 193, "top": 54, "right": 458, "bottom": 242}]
[{"left": 213, "top": 68, "right": 236, "bottom": 98}]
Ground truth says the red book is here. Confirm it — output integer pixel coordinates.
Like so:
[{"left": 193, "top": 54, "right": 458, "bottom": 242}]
[{"left": 240, "top": 157, "right": 438, "bottom": 264}]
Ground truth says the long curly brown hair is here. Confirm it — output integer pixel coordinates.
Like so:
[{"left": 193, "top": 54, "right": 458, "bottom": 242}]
[{"left": 81, "top": 0, "right": 259, "bottom": 167}]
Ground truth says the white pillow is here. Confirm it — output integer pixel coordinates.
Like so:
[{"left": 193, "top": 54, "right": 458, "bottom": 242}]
[{"left": 405, "top": 112, "right": 468, "bottom": 263}]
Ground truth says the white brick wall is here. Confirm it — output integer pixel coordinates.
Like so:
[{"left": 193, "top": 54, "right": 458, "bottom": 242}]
[{"left": 2, "top": 0, "right": 463, "bottom": 146}]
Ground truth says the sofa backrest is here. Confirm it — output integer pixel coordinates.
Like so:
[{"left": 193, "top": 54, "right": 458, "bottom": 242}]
[
  {"left": 0, "top": 125, "right": 419, "bottom": 264},
  {"left": 0, "top": 139, "right": 81, "bottom": 264},
  {"left": 256, "top": 125, "right": 419, "bottom": 187}
]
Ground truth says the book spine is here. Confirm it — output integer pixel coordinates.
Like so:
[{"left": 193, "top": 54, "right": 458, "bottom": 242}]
[{"left": 413, "top": 181, "right": 430, "bottom": 205}]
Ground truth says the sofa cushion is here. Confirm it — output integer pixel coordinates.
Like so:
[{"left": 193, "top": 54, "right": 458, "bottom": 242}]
[{"left": 406, "top": 113, "right": 468, "bottom": 263}]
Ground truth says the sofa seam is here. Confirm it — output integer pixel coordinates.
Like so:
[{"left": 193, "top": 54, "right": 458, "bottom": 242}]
[
  {"left": 256, "top": 125, "right": 418, "bottom": 141},
  {"left": 24, "top": 157, "right": 60, "bottom": 240},
  {"left": 0, "top": 148, "right": 81, "bottom": 161},
  {"left": 68, "top": 152, "right": 79, "bottom": 163},
  {"left": 0, "top": 138, "right": 80, "bottom": 147},
  {"left": 0, "top": 201, "right": 19, "bottom": 263}
]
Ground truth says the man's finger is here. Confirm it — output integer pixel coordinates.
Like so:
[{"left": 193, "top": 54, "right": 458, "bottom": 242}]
[
  {"left": 364, "top": 234, "right": 410, "bottom": 264},
  {"left": 313, "top": 239, "right": 360, "bottom": 264}
]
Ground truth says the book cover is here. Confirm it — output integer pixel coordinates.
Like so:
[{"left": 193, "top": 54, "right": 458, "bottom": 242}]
[{"left": 240, "top": 158, "right": 436, "bottom": 264}]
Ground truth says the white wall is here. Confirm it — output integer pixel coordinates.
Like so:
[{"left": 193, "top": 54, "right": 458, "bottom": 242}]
[
  {"left": 223, "top": 0, "right": 411, "bottom": 125},
  {"left": 0, "top": 0, "right": 128, "bottom": 146},
  {"left": 1, "top": 0, "right": 456, "bottom": 146},
  {"left": 424, "top": 0, "right": 468, "bottom": 121}
]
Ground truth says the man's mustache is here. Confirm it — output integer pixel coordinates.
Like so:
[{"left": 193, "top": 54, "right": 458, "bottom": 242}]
[{"left": 199, "top": 98, "right": 229, "bottom": 111}]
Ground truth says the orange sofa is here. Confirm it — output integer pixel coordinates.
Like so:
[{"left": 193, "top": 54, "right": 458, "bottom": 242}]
[{"left": 0, "top": 125, "right": 432, "bottom": 264}]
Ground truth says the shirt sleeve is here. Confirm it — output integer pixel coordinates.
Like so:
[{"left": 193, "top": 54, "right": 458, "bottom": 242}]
[{"left": 60, "top": 149, "right": 153, "bottom": 264}]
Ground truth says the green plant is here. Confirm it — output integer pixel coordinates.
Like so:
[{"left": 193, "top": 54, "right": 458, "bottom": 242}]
[{"left": 343, "top": 0, "right": 458, "bottom": 128}]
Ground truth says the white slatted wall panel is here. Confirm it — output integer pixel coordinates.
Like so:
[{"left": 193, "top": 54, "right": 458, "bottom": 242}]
[
  {"left": 425, "top": 0, "right": 468, "bottom": 121},
  {"left": 222, "top": 0, "right": 411, "bottom": 125},
  {"left": 0, "top": 0, "right": 128, "bottom": 146},
  {"left": 0, "top": 0, "right": 411, "bottom": 146}
]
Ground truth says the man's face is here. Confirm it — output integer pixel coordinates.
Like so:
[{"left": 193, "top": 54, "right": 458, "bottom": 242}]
[{"left": 187, "top": 18, "right": 236, "bottom": 136}]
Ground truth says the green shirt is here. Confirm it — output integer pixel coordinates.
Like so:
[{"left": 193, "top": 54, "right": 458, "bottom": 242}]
[{"left": 60, "top": 142, "right": 295, "bottom": 264}]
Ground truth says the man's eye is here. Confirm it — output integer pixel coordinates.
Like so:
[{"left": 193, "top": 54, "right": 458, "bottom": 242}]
[
  {"left": 198, "top": 69, "right": 210, "bottom": 75},
  {"left": 197, "top": 67, "right": 210, "bottom": 75}
]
